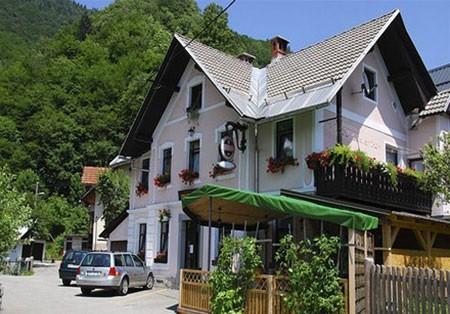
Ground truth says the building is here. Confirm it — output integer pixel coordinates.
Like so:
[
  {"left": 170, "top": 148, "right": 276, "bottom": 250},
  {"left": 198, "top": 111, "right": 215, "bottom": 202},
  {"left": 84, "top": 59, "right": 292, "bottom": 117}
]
[
  {"left": 80, "top": 166, "right": 109, "bottom": 250},
  {"left": 8, "top": 228, "right": 46, "bottom": 261},
  {"left": 106, "top": 9, "right": 450, "bottom": 286}
]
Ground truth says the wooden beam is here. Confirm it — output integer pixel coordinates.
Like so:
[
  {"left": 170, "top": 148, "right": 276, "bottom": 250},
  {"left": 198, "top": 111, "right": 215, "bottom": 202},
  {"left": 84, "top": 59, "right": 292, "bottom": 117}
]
[
  {"left": 413, "top": 230, "right": 427, "bottom": 251},
  {"left": 347, "top": 228, "right": 356, "bottom": 314},
  {"left": 382, "top": 223, "right": 392, "bottom": 264},
  {"left": 391, "top": 226, "right": 400, "bottom": 247}
]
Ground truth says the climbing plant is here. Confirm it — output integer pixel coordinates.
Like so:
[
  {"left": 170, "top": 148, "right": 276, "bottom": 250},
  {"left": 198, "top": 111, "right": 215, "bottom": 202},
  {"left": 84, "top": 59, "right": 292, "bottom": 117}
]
[
  {"left": 275, "top": 234, "right": 344, "bottom": 314},
  {"left": 209, "top": 236, "right": 262, "bottom": 314}
]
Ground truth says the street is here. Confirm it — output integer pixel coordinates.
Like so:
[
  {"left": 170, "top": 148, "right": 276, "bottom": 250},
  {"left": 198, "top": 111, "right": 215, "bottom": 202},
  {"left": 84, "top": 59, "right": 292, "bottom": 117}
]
[{"left": 0, "top": 263, "right": 179, "bottom": 314}]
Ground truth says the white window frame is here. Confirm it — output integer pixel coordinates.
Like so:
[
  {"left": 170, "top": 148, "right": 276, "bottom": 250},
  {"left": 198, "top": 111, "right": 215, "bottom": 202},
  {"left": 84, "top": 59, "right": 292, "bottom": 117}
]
[
  {"left": 184, "top": 133, "right": 202, "bottom": 184},
  {"left": 272, "top": 118, "right": 296, "bottom": 158},
  {"left": 362, "top": 63, "right": 378, "bottom": 104},
  {"left": 186, "top": 75, "right": 205, "bottom": 111},
  {"left": 384, "top": 142, "right": 401, "bottom": 166}
]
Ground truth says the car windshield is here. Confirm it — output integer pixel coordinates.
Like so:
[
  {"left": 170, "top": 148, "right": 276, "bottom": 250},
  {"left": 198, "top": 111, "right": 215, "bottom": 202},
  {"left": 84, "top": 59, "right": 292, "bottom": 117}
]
[
  {"left": 64, "top": 252, "right": 86, "bottom": 264},
  {"left": 81, "top": 254, "right": 110, "bottom": 267}
]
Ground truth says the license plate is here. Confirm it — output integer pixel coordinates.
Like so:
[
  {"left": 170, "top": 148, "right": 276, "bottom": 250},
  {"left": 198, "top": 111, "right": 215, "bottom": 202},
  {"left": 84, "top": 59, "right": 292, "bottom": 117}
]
[
  {"left": 86, "top": 271, "right": 101, "bottom": 276},
  {"left": 67, "top": 264, "right": 78, "bottom": 269}
]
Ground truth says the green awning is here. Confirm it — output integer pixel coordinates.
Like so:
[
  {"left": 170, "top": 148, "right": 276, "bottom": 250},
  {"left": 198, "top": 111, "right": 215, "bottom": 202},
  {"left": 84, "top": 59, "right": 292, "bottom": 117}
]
[{"left": 181, "top": 184, "right": 378, "bottom": 231}]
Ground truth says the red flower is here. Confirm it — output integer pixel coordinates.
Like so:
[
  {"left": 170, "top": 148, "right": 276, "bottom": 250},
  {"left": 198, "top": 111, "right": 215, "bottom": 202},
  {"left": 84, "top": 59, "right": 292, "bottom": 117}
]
[
  {"left": 153, "top": 174, "right": 170, "bottom": 188},
  {"left": 266, "top": 156, "right": 299, "bottom": 174},
  {"left": 178, "top": 169, "right": 199, "bottom": 185},
  {"left": 135, "top": 182, "right": 148, "bottom": 197}
]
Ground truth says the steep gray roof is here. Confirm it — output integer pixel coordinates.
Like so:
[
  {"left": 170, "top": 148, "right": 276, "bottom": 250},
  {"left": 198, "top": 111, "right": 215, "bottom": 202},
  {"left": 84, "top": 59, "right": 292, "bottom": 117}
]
[
  {"left": 420, "top": 88, "right": 450, "bottom": 117},
  {"left": 266, "top": 11, "right": 395, "bottom": 100},
  {"left": 174, "top": 10, "right": 415, "bottom": 119},
  {"left": 429, "top": 63, "right": 450, "bottom": 92}
]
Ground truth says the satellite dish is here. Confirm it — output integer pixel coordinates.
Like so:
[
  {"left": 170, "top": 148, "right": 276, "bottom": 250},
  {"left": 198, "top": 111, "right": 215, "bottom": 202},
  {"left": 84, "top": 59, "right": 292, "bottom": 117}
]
[{"left": 217, "top": 161, "right": 236, "bottom": 170}]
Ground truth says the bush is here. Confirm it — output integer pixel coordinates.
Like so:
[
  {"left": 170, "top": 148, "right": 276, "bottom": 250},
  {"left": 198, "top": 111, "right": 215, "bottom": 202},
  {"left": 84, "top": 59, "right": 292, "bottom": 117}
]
[
  {"left": 209, "top": 236, "right": 262, "bottom": 314},
  {"left": 275, "top": 234, "right": 344, "bottom": 314}
]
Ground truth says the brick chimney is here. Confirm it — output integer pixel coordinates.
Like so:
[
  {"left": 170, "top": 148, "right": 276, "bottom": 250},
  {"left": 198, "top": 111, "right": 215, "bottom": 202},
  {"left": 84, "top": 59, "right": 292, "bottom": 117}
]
[
  {"left": 237, "top": 52, "right": 256, "bottom": 64},
  {"left": 271, "top": 36, "right": 289, "bottom": 59}
]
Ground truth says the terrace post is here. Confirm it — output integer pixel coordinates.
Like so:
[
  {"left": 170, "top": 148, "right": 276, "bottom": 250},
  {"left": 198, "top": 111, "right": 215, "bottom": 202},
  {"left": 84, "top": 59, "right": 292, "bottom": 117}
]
[
  {"left": 348, "top": 228, "right": 356, "bottom": 314},
  {"left": 336, "top": 88, "right": 343, "bottom": 144},
  {"left": 207, "top": 197, "right": 212, "bottom": 271}
]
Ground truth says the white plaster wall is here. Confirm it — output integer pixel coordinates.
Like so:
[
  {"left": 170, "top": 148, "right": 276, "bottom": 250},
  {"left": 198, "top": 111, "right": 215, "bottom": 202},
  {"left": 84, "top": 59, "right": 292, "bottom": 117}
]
[
  {"left": 8, "top": 244, "right": 22, "bottom": 261},
  {"left": 109, "top": 217, "right": 129, "bottom": 243}
]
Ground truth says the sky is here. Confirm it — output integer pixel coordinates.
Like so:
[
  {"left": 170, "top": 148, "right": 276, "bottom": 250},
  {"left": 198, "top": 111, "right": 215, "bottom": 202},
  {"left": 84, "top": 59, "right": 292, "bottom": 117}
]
[{"left": 75, "top": 0, "right": 450, "bottom": 69}]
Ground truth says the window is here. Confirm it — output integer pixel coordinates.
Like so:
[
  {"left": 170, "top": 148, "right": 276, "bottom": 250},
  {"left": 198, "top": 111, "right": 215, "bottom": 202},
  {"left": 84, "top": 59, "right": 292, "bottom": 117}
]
[
  {"left": 138, "top": 224, "right": 146, "bottom": 260},
  {"left": 81, "top": 254, "right": 111, "bottom": 267},
  {"left": 188, "top": 140, "right": 200, "bottom": 173},
  {"left": 141, "top": 158, "right": 150, "bottom": 190},
  {"left": 124, "top": 254, "right": 134, "bottom": 267},
  {"left": 385, "top": 145, "right": 398, "bottom": 165},
  {"left": 409, "top": 159, "right": 424, "bottom": 172},
  {"left": 158, "top": 220, "right": 169, "bottom": 263},
  {"left": 363, "top": 67, "right": 377, "bottom": 101},
  {"left": 189, "top": 84, "right": 202, "bottom": 110},
  {"left": 114, "top": 254, "right": 124, "bottom": 267},
  {"left": 276, "top": 119, "right": 293, "bottom": 159},
  {"left": 162, "top": 148, "right": 172, "bottom": 179},
  {"left": 132, "top": 255, "right": 144, "bottom": 267}
]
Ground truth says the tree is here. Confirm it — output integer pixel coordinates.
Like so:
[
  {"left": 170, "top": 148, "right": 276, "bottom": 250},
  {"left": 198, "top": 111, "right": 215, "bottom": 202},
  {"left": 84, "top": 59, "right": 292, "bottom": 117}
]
[
  {"left": 0, "top": 166, "right": 31, "bottom": 256},
  {"left": 422, "top": 132, "right": 450, "bottom": 203},
  {"left": 96, "top": 170, "right": 129, "bottom": 225}
]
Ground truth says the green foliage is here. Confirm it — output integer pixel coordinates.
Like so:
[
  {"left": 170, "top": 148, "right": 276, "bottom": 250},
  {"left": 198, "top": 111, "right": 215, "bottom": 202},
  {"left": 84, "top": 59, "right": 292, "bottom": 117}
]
[
  {"left": 275, "top": 234, "right": 344, "bottom": 314},
  {"left": 0, "top": 166, "right": 31, "bottom": 256},
  {"left": 96, "top": 170, "right": 130, "bottom": 225},
  {"left": 422, "top": 133, "right": 450, "bottom": 203},
  {"left": 209, "top": 236, "right": 262, "bottom": 314}
]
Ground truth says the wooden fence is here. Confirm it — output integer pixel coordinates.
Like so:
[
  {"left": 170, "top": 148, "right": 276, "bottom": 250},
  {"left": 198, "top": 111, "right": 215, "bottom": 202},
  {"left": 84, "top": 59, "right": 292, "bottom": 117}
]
[
  {"left": 178, "top": 269, "right": 348, "bottom": 314},
  {"left": 366, "top": 263, "right": 450, "bottom": 313}
]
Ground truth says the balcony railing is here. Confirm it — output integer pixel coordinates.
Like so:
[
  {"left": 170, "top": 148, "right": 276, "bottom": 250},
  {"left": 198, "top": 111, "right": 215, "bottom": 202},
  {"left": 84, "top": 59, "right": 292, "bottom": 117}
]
[{"left": 314, "top": 164, "right": 432, "bottom": 214}]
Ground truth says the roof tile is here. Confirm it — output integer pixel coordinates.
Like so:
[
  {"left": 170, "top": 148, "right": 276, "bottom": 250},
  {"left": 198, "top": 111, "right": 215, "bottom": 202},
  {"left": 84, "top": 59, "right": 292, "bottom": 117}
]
[{"left": 81, "top": 166, "right": 108, "bottom": 185}]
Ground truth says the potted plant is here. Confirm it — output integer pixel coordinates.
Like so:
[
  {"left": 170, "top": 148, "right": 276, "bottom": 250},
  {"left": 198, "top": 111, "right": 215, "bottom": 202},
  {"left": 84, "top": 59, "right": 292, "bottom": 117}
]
[
  {"left": 158, "top": 209, "right": 171, "bottom": 222},
  {"left": 135, "top": 182, "right": 148, "bottom": 197},
  {"left": 266, "top": 156, "right": 299, "bottom": 174},
  {"left": 186, "top": 106, "right": 200, "bottom": 121},
  {"left": 178, "top": 169, "right": 199, "bottom": 185},
  {"left": 153, "top": 174, "right": 170, "bottom": 188},
  {"left": 209, "top": 163, "right": 231, "bottom": 178}
]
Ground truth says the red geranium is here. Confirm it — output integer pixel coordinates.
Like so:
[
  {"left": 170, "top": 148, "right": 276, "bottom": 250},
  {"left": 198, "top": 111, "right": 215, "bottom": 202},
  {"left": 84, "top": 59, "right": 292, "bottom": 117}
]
[
  {"left": 153, "top": 174, "right": 170, "bottom": 188},
  {"left": 178, "top": 169, "right": 199, "bottom": 185},
  {"left": 266, "top": 156, "right": 299, "bottom": 174},
  {"left": 135, "top": 182, "right": 148, "bottom": 197}
]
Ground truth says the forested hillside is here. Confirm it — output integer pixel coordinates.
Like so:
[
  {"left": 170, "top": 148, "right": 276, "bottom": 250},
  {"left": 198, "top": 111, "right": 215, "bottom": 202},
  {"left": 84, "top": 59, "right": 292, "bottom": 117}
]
[{"left": 0, "top": 0, "right": 271, "bottom": 250}]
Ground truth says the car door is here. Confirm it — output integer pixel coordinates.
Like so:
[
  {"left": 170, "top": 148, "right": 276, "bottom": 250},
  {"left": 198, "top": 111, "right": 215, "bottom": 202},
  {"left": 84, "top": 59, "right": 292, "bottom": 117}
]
[
  {"left": 124, "top": 254, "right": 136, "bottom": 286},
  {"left": 132, "top": 255, "right": 146, "bottom": 285}
]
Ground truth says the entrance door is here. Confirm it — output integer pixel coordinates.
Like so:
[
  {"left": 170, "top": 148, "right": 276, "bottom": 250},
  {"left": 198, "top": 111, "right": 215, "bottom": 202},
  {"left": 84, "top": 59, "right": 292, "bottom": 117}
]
[{"left": 183, "top": 221, "right": 200, "bottom": 269}]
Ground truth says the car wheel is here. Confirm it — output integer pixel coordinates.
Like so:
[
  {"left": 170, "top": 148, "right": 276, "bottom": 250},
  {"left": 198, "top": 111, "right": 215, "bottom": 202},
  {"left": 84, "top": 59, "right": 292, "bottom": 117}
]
[
  {"left": 62, "top": 279, "right": 71, "bottom": 286},
  {"left": 81, "top": 288, "right": 92, "bottom": 295},
  {"left": 144, "top": 274, "right": 154, "bottom": 290},
  {"left": 117, "top": 277, "right": 129, "bottom": 296}
]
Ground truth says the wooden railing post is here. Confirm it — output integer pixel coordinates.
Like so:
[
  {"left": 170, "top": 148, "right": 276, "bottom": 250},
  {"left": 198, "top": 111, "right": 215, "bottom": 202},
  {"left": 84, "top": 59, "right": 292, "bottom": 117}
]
[
  {"left": 348, "top": 228, "right": 356, "bottom": 314},
  {"left": 267, "top": 275, "right": 274, "bottom": 314},
  {"left": 179, "top": 269, "right": 184, "bottom": 308},
  {"left": 365, "top": 259, "right": 374, "bottom": 314}
]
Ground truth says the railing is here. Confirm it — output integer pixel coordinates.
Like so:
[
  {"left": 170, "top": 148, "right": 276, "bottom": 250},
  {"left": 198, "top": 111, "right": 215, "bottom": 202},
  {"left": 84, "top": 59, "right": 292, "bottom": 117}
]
[
  {"left": 178, "top": 269, "right": 348, "bottom": 314},
  {"left": 366, "top": 263, "right": 450, "bottom": 313},
  {"left": 314, "top": 164, "right": 432, "bottom": 214}
]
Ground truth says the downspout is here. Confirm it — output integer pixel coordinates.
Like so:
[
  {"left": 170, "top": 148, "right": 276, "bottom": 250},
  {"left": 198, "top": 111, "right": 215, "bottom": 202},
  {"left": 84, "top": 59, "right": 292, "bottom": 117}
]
[
  {"left": 254, "top": 123, "right": 259, "bottom": 192},
  {"left": 336, "top": 88, "right": 343, "bottom": 144}
]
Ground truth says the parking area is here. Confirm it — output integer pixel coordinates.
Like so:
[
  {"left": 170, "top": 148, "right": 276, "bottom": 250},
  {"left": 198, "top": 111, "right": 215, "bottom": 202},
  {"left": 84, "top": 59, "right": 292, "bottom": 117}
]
[{"left": 0, "top": 263, "right": 178, "bottom": 314}]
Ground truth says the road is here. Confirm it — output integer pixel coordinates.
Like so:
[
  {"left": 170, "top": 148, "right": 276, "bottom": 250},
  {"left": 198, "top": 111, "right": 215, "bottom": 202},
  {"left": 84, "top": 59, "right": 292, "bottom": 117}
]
[{"left": 0, "top": 263, "right": 179, "bottom": 314}]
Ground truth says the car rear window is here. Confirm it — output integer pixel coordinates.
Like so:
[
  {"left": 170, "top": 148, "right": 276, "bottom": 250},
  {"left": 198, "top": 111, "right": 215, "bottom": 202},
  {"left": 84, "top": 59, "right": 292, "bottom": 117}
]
[
  {"left": 81, "top": 254, "right": 111, "bottom": 267},
  {"left": 114, "top": 254, "right": 124, "bottom": 267},
  {"left": 64, "top": 251, "right": 87, "bottom": 264}
]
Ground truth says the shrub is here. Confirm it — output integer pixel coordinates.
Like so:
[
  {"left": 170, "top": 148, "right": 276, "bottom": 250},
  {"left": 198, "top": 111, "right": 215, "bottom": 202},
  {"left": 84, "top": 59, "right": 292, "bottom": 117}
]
[
  {"left": 275, "top": 234, "right": 344, "bottom": 314},
  {"left": 209, "top": 236, "right": 262, "bottom": 314}
]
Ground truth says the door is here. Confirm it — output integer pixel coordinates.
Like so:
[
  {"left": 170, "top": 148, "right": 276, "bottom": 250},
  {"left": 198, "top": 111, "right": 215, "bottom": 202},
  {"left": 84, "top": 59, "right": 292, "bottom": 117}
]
[
  {"left": 132, "top": 255, "right": 146, "bottom": 285},
  {"left": 184, "top": 221, "right": 200, "bottom": 269},
  {"left": 31, "top": 242, "right": 44, "bottom": 260},
  {"left": 124, "top": 254, "right": 136, "bottom": 285},
  {"left": 111, "top": 241, "right": 128, "bottom": 252}
]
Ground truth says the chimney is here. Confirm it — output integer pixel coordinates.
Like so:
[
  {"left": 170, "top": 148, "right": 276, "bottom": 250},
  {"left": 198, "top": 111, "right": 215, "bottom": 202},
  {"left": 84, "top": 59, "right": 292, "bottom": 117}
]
[
  {"left": 271, "top": 36, "right": 289, "bottom": 59},
  {"left": 237, "top": 52, "right": 256, "bottom": 64}
]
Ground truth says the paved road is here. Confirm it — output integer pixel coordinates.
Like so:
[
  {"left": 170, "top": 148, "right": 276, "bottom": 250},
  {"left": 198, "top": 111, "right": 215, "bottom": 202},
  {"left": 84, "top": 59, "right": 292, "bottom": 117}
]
[{"left": 0, "top": 263, "right": 179, "bottom": 314}]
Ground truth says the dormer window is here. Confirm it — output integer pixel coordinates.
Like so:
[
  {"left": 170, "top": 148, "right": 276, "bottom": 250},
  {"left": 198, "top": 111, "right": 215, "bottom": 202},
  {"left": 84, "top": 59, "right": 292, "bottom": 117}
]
[
  {"left": 189, "top": 84, "right": 202, "bottom": 111},
  {"left": 363, "top": 67, "right": 377, "bottom": 101}
]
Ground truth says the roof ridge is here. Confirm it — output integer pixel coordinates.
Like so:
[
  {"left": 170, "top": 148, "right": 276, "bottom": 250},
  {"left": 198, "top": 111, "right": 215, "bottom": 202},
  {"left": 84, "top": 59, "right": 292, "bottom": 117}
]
[
  {"left": 270, "top": 9, "right": 399, "bottom": 65},
  {"left": 429, "top": 63, "right": 450, "bottom": 73},
  {"left": 174, "top": 33, "right": 256, "bottom": 68}
]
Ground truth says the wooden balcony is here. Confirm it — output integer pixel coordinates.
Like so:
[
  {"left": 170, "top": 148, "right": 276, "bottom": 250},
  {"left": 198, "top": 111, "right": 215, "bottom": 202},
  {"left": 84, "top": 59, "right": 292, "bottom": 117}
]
[{"left": 314, "top": 164, "right": 432, "bottom": 214}]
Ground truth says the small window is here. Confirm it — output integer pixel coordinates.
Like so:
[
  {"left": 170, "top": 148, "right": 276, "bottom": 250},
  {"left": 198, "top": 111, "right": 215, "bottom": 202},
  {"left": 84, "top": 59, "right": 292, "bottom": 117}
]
[
  {"left": 276, "top": 119, "right": 293, "bottom": 159},
  {"left": 141, "top": 158, "right": 150, "bottom": 190},
  {"left": 189, "top": 84, "right": 202, "bottom": 110},
  {"left": 138, "top": 224, "right": 146, "bottom": 260},
  {"left": 188, "top": 140, "right": 200, "bottom": 173},
  {"left": 124, "top": 254, "right": 134, "bottom": 267},
  {"left": 363, "top": 67, "right": 377, "bottom": 101},
  {"left": 385, "top": 145, "right": 398, "bottom": 165},
  {"left": 158, "top": 220, "right": 169, "bottom": 263},
  {"left": 162, "top": 148, "right": 172, "bottom": 179},
  {"left": 132, "top": 255, "right": 144, "bottom": 267},
  {"left": 409, "top": 159, "right": 424, "bottom": 172},
  {"left": 114, "top": 254, "right": 124, "bottom": 267}
]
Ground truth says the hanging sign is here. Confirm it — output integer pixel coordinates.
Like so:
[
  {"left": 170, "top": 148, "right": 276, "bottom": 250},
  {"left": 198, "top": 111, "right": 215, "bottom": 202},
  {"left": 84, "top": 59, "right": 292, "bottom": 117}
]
[{"left": 219, "top": 134, "right": 235, "bottom": 161}]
